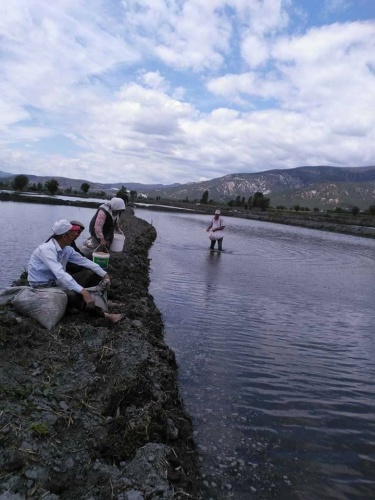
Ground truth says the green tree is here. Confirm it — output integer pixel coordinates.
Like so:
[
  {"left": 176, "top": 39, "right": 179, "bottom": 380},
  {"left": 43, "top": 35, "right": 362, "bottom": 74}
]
[
  {"left": 200, "top": 190, "right": 209, "bottom": 204},
  {"left": 81, "top": 182, "right": 90, "bottom": 194},
  {"left": 351, "top": 206, "right": 359, "bottom": 216},
  {"left": 257, "top": 196, "right": 271, "bottom": 211},
  {"left": 251, "top": 192, "right": 270, "bottom": 210},
  {"left": 13, "top": 174, "right": 29, "bottom": 191},
  {"left": 117, "top": 186, "right": 129, "bottom": 203},
  {"left": 45, "top": 179, "right": 59, "bottom": 195},
  {"left": 368, "top": 205, "right": 375, "bottom": 216},
  {"left": 130, "top": 189, "right": 137, "bottom": 202}
]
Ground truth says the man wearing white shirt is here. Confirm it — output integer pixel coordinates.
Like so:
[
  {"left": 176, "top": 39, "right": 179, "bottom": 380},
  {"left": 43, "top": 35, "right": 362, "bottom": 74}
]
[{"left": 28, "top": 219, "right": 123, "bottom": 324}]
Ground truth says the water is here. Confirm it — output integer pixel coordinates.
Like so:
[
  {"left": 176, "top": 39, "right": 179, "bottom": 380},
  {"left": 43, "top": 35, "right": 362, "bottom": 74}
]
[
  {"left": 143, "top": 210, "right": 375, "bottom": 499},
  {"left": 0, "top": 201, "right": 96, "bottom": 288},
  {"left": 0, "top": 190, "right": 110, "bottom": 203},
  {"left": 1, "top": 202, "right": 375, "bottom": 498}
]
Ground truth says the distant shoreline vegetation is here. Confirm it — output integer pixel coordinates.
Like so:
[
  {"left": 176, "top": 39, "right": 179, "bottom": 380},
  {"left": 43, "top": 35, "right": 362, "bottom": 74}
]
[
  {"left": 0, "top": 191, "right": 102, "bottom": 209},
  {"left": 2, "top": 190, "right": 375, "bottom": 239}
]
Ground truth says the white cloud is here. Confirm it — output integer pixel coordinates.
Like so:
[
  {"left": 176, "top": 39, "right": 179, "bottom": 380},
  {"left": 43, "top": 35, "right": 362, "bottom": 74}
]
[{"left": 0, "top": 0, "right": 374, "bottom": 184}]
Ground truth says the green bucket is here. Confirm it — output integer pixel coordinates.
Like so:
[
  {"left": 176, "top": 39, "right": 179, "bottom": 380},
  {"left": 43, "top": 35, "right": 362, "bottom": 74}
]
[{"left": 92, "top": 251, "right": 110, "bottom": 269}]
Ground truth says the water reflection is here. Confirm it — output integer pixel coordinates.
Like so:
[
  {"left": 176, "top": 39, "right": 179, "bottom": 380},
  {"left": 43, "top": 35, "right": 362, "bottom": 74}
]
[{"left": 205, "top": 251, "right": 222, "bottom": 301}]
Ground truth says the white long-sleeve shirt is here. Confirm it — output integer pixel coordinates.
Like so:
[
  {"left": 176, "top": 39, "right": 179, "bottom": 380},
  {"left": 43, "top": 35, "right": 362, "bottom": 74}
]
[{"left": 28, "top": 238, "right": 107, "bottom": 292}]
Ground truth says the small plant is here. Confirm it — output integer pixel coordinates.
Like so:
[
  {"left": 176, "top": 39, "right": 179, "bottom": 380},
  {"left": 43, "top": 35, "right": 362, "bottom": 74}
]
[{"left": 30, "top": 422, "right": 49, "bottom": 435}]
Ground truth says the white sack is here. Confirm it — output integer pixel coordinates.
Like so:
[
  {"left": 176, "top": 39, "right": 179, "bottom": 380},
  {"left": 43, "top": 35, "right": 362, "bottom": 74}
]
[
  {"left": 0, "top": 286, "right": 29, "bottom": 305},
  {"left": 12, "top": 287, "right": 68, "bottom": 330}
]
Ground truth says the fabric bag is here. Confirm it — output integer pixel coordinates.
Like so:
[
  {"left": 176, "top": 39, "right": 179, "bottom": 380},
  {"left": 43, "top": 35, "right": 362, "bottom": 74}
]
[
  {"left": 209, "top": 230, "right": 224, "bottom": 241},
  {"left": 12, "top": 287, "right": 68, "bottom": 330},
  {"left": 85, "top": 284, "right": 109, "bottom": 313}
]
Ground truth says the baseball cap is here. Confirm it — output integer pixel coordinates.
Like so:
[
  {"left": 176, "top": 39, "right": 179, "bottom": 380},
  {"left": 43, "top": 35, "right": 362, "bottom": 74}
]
[{"left": 52, "top": 219, "right": 73, "bottom": 235}]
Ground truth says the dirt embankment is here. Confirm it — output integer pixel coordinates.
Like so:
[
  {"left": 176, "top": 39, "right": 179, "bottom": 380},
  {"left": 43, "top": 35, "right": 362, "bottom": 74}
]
[{"left": 0, "top": 208, "right": 202, "bottom": 499}]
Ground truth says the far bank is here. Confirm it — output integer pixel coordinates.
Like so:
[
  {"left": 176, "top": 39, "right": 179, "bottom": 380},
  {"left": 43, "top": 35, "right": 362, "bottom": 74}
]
[{"left": 2, "top": 190, "right": 375, "bottom": 239}]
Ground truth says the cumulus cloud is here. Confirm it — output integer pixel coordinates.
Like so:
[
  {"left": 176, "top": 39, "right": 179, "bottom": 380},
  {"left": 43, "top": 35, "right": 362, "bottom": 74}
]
[{"left": 0, "top": 0, "right": 374, "bottom": 184}]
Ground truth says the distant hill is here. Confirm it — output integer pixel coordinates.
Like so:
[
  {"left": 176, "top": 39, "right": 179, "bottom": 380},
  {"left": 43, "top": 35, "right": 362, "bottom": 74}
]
[
  {"left": 145, "top": 166, "right": 375, "bottom": 210},
  {"left": 0, "top": 171, "right": 180, "bottom": 194},
  {"left": 2, "top": 166, "right": 375, "bottom": 209},
  {"left": 0, "top": 170, "right": 12, "bottom": 178}
]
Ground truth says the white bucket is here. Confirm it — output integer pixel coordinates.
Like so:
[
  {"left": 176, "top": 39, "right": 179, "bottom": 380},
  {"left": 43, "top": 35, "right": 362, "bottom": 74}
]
[
  {"left": 110, "top": 233, "right": 125, "bottom": 252},
  {"left": 92, "top": 251, "right": 110, "bottom": 269}
]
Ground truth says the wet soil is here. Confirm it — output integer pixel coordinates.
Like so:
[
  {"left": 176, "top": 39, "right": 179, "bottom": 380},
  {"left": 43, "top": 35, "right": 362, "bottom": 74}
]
[{"left": 0, "top": 208, "right": 202, "bottom": 499}]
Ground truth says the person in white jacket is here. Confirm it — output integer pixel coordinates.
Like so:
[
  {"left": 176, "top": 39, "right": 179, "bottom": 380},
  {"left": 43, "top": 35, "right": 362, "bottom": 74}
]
[{"left": 207, "top": 210, "right": 225, "bottom": 251}]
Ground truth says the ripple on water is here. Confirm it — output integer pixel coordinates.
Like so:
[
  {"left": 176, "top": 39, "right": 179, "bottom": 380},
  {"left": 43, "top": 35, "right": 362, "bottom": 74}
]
[{"left": 147, "top": 212, "right": 375, "bottom": 499}]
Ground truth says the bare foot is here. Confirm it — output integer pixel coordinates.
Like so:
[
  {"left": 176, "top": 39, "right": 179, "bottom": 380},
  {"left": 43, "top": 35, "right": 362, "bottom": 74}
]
[{"left": 104, "top": 313, "right": 125, "bottom": 324}]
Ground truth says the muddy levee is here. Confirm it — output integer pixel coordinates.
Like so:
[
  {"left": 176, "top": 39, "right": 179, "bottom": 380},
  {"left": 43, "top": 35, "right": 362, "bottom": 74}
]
[{"left": 0, "top": 208, "right": 203, "bottom": 499}]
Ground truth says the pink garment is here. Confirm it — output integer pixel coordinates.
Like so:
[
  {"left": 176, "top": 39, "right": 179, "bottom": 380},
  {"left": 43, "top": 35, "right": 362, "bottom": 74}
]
[{"left": 94, "top": 210, "right": 107, "bottom": 240}]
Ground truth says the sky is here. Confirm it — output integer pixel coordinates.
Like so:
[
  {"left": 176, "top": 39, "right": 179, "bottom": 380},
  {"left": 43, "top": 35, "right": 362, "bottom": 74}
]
[{"left": 0, "top": 0, "right": 374, "bottom": 185}]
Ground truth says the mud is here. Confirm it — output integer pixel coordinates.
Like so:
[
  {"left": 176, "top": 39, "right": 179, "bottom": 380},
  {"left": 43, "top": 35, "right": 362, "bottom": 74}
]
[{"left": 0, "top": 208, "right": 202, "bottom": 499}]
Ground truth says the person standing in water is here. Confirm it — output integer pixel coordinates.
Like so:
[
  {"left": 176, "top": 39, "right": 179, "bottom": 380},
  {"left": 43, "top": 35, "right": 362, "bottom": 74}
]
[{"left": 207, "top": 210, "right": 225, "bottom": 251}]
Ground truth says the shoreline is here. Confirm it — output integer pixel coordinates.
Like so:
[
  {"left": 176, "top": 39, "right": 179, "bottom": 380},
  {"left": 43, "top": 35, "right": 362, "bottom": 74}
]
[
  {"left": 0, "top": 208, "right": 202, "bottom": 499},
  {"left": 2, "top": 191, "right": 375, "bottom": 239}
]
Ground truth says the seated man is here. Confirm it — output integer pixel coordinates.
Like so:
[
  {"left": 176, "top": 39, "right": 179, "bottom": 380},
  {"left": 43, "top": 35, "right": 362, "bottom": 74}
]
[
  {"left": 46, "top": 219, "right": 86, "bottom": 273},
  {"left": 28, "top": 219, "right": 123, "bottom": 324}
]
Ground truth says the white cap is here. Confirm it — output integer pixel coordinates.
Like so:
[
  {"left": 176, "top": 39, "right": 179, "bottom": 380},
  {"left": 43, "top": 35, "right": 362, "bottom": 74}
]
[
  {"left": 110, "top": 197, "right": 126, "bottom": 211},
  {"left": 215, "top": 210, "right": 221, "bottom": 215},
  {"left": 52, "top": 219, "right": 73, "bottom": 235}
]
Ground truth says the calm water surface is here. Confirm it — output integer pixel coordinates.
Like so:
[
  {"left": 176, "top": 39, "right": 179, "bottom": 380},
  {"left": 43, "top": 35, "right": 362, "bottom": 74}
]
[{"left": 142, "top": 209, "right": 375, "bottom": 500}]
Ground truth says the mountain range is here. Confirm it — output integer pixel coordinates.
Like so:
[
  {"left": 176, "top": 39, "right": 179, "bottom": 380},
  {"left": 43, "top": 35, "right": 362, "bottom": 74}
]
[{"left": 2, "top": 165, "right": 375, "bottom": 210}]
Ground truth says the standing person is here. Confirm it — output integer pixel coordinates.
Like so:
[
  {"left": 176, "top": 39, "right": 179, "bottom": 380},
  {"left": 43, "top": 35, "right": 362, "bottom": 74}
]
[
  {"left": 89, "top": 197, "right": 125, "bottom": 248},
  {"left": 28, "top": 219, "right": 124, "bottom": 324},
  {"left": 207, "top": 210, "right": 225, "bottom": 251}
]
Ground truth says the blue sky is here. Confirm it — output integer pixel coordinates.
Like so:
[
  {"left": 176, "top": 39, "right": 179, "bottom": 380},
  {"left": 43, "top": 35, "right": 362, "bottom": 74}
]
[{"left": 0, "top": 0, "right": 374, "bottom": 185}]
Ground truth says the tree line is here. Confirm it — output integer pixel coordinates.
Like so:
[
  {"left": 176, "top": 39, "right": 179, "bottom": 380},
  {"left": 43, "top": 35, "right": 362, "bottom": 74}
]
[
  {"left": 199, "top": 189, "right": 271, "bottom": 211},
  {"left": 1, "top": 175, "right": 139, "bottom": 202},
  {"left": 4, "top": 176, "right": 375, "bottom": 215},
  {"left": 197, "top": 189, "right": 375, "bottom": 215},
  {"left": 3, "top": 174, "right": 93, "bottom": 196}
]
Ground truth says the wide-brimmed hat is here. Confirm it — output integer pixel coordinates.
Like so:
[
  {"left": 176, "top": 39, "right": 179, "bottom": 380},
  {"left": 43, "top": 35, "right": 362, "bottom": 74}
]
[{"left": 215, "top": 210, "right": 221, "bottom": 215}]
